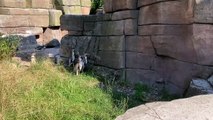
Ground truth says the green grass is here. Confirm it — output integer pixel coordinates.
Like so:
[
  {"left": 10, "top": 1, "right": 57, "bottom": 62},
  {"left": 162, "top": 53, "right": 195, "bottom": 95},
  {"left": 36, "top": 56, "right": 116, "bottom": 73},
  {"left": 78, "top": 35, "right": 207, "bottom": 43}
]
[{"left": 0, "top": 60, "right": 127, "bottom": 120}]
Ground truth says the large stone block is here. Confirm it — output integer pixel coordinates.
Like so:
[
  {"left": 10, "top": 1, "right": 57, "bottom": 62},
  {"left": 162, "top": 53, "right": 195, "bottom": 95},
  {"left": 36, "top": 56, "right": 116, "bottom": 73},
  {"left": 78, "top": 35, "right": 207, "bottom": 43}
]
[
  {"left": 60, "top": 15, "right": 83, "bottom": 31},
  {"left": 99, "top": 36, "right": 125, "bottom": 51},
  {"left": 194, "top": 0, "right": 213, "bottom": 23},
  {"left": 62, "top": 6, "right": 82, "bottom": 15},
  {"left": 112, "top": 0, "right": 137, "bottom": 11},
  {"left": 126, "top": 69, "right": 162, "bottom": 85},
  {"left": 138, "top": 0, "right": 174, "bottom": 7},
  {"left": 43, "top": 28, "right": 63, "bottom": 45},
  {"left": 97, "top": 51, "right": 125, "bottom": 69},
  {"left": 56, "top": 0, "right": 81, "bottom": 6},
  {"left": 192, "top": 24, "right": 213, "bottom": 65},
  {"left": 138, "top": 25, "right": 192, "bottom": 36},
  {"left": 49, "top": 9, "right": 63, "bottom": 26},
  {"left": 138, "top": 0, "right": 193, "bottom": 25},
  {"left": 104, "top": 0, "right": 112, "bottom": 13},
  {"left": 112, "top": 10, "right": 138, "bottom": 20},
  {"left": 0, "top": 0, "right": 27, "bottom": 8},
  {"left": 126, "top": 52, "right": 155, "bottom": 69},
  {"left": 0, "top": 27, "right": 43, "bottom": 35},
  {"left": 31, "top": 0, "right": 53, "bottom": 8},
  {"left": 81, "top": 6, "right": 91, "bottom": 15},
  {"left": 124, "top": 19, "right": 137, "bottom": 35},
  {"left": 93, "top": 21, "right": 124, "bottom": 36},
  {"left": 0, "top": 8, "right": 49, "bottom": 15},
  {"left": 126, "top": 36, "right": 155, "bottom": 54},
  {"left": 151, "top": 35, "right": 197, "bottom": 63},
  {"left": 0, "top": 15, "right": 49, "bottom": 27},
  {"left": 153, "top": 57, "right": 213, "bottom": 90},
  {"left": 80, "top": 0, "right": 91, "bottom": 7}
]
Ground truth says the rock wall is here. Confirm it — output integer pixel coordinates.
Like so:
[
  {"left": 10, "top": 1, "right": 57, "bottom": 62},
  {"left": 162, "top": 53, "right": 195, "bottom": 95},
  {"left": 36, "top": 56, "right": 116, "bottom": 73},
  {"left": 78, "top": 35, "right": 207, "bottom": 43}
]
[
  {"left": 0, "top": 0, "right": 91, "bottom": 46},
  {"left": 60, "top": 0, "right": 213, "bottom": 96}
]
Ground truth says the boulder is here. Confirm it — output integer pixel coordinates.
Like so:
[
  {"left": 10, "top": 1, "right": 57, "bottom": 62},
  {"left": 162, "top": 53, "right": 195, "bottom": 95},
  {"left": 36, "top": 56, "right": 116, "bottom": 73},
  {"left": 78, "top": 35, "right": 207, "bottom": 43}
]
[
  {"left": 116, "top": 95, "right": 213, "bottom": 120},
  {"left": 49, "top": 9, "right": 63, "bottom": 26},
  {"left": 185, "top": 79, "right": 213, "bottom": 97}
]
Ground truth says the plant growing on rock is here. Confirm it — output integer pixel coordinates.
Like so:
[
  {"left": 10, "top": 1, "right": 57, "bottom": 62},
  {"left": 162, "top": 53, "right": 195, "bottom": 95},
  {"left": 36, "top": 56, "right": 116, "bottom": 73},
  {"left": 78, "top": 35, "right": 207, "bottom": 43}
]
[
  {"left": 0, "top": 35, "right": 21, "bottom": 60},
  {"left": 90, "top": 0, "right": 104, "bottom": 14}
]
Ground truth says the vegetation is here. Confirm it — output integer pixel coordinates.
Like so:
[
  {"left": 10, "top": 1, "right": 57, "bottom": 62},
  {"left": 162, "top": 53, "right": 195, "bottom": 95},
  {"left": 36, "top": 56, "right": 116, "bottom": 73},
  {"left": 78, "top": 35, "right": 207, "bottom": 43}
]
[
  {"left": 0, "top": 60, "right": 127, "bottom": 120},
  {"left": 0, "top": 35, "right": 20, "bottom": 60},
  {"left": 90, "top": 0, "right": 104, "bottom": 14}
]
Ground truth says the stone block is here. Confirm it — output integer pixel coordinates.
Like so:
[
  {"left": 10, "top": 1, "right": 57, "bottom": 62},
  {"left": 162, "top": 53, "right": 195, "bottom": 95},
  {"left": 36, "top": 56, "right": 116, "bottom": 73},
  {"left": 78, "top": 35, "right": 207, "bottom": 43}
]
[
  {"left": 93, "top": 21, "right": 124, "bottom": 36},
  {"left": 84, "top": 22, "right": 96, "bottom": 31},
  {"left": 192, "top": 24, "right": 213, "bottom": 65},
  {"left": 31, "top": 0, "right": 53, "bottom": 8},
  {"left": 99, "top": 36, "right": 125, "bottom": 51},
  {"left": 60, "top": 15, "right": 83, "bottom": 31},
  {"left": 49, "top": 9, "right": 63, "bottom": 26},
  {"left": 81, "top": 6, "right": 91, "bottom": 15},
  {"left": 151, "top": 35, "right": 197, "bottom": 63},
  {"left": 0, "top": 27, "right": 43, "bottom": 35},
  {"left": 138, "top": 0, "right": 174, "bottom": 7},
  {"left": 0, "top": 15, "right": 49, "bottom": 27},
  {"left": 97, "top": 51, "right": 125, "bottom": 69},
  {"left": 138, "top": 25, "right": 192, "bottom": 36},
  {"left": 126, "top": 36, "right": 155, "bottom": 54},
  {"left": 112, "top": 0, "right": 137, "bottom": 11},
  {"left": 194, "top": 0, "right": 213, "bottom": 23},
  {"left": 138, "top": 0, "right": 193, "bottom": 25},
  {"left": 0, "top": 0, "right": 27, "bottom": 8},
  {"left": 80, "top": 0, "right": 91, "bottom": 7},
  {"left": 57, "top": 0, "right": 81, "bottom": 6},
  {"left": 104, "top": 0, "right": 113, "bottom": 13},
  {"left": 126, "top": 69, "right": 162, "bottom": 85},
  {"left": 126, "top": 52, "right": 155, "bottom": 69},
  {"left": 112, "top": 10, "right": 138, "bottom": 20},
  {"left": 124, "top": 19, "right": 137, "bottom": 35},
  {"left": 62, "top": 6, "right": 82, "bottom": 15},
  {"left": 0, "top": 8, "right": 49, "bottom": 15}
]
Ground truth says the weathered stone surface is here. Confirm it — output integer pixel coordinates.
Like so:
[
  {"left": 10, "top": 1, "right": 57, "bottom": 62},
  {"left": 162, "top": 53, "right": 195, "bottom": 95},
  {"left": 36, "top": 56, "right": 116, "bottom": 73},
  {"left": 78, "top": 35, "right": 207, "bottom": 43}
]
[
  {"left": 104, "top": 0, "right": 112, "bottom": 13},
  {"left": 151, "top": 35, "right": 197, "bottom": 63},
  {"left": 97, "top": 51, "right": 125, "bottom": 69},
  {"left": 112, "top": 10, "right": 138, "bottom": 20},
  {"left": 138, "top": 0, "right": 174, "bottom": 7},
  {"left": 124, "top": 19, "right": 137, "bottom": 35},
  {"left": 57, "top": 0, "right": 81, "bottom": 6},
  {"left": 194, "top": 0, "right": 213, "bottom": 23},
  {"left": 99, "top": 36, "right": 125, "bottom": 51},
  {"left": 192, "top": 24, "right": 213, "bottom": 65},
  {"left": 126, "top": 69, "right": 162, "bottom": 85},
  {"left": 81, "top": 6, "right": 91, "bottom": 15},
  {"left": 0, "top": 0, "right": 27, "bottom": 8},
  {"left": 31, "top": 0, "right": 53, "bottom": 8},
  {"left": 0, "top": 8, "right": 49, "bottom": 15},
  {"left": 112, "top": 0, "right": 137, "bottom": 11},
  {"left": 0, "top": 27, "right": 43, "bottom": 35},
  {"left": 84, "top": 22, "right": 96, "bottom": 31},
  {"left": 93, "top": 21, "right": 124, "bottom": 35},
  {"left": 80, "top": 0, "right": 91, "bottom": 7},
  {"left": 153, "top": 57, "right": 213, "bottom": 90},
  {"left": 116, "top": 95, "right": 213, "bottom": 120},
  {"left": 185, "top": 79, "right": 213, "bottom": 97},
  {"left": 126, "top": 36, "right": 155, "bottom": 54},
  {"left": 138, "top": 25, "right": 192, "bottom": 36},
  {"left": 0, "top": 15, "right": 49, "bottom": 27},
  {"left": 126, "top": 52, "right": 155, "bottom": 69},
  {"left": 138, "top": 0, "right": 193, "bottom": 25},
  {"left": 43, "top": 28, "right": 63, "bottom": 45},
  {"left": 49, "top": 9, "right": 63, "bottom": 26},
  {"left": 62, "top": 6, "right": 82, "bottom": 15},
  {"left": 60, "top": 15, "right": 83, "bottom": 31}
]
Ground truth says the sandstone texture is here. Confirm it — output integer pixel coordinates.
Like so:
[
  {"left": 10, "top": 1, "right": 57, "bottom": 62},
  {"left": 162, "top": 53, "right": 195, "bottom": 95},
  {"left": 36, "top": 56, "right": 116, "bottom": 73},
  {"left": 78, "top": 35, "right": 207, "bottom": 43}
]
[{"left": 116, "top": 95, "right": 213, "bottom": 120}]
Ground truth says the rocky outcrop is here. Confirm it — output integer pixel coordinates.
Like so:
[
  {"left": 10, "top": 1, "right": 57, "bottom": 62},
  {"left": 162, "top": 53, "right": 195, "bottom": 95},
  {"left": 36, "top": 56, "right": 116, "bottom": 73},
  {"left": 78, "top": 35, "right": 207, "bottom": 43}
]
[
  {"left": 60, "top": 0, "right": 213, "bottom": 96},
  {"left": 116, "top": 95, "right": 213, "bottom": 120}
]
